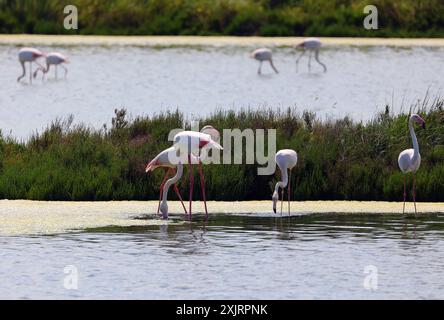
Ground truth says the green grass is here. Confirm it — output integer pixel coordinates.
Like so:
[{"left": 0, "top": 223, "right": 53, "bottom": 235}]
[
  {"left": 1, "top": 0, "right": 444, "bottom": 37},
  {"left": 0, "top": 100, "right": 443, "bottom": 202}
]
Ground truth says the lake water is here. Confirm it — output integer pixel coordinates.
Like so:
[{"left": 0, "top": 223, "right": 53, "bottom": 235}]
[
  {"left": 1, "top": 213, "right": 444, "bottom": 299},
  {"left": 1, "top": 44, "right": 443, "bottom": 140}
]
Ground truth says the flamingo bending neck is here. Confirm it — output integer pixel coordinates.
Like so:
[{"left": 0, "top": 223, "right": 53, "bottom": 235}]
[{"left": 409, "top": 117, "right": 420, "bottom": 163}]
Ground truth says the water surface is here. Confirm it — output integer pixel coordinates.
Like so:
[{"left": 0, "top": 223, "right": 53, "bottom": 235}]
[
  {"left": 1, "top": 45, "right": 443, "bottom": 139},
  {"left": 1, "top": 214, "right": 444, "bottom": 299}
]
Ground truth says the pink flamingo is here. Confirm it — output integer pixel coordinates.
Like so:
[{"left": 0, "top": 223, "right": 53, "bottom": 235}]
[
  {"left": 250, "top": 48, "right": 278, "bottom": 74},
  {"left": 398, "top": 114, "right": 426, "bottom": 215},
  {"left": 294, "top": 38, "right": 327, "bottom": 73},
  {"left": 145, "top": 146, "right": 189, "bottom": 217},
  {"left": 171, "top": 126, "right": 223, "bottom": 220},
  {"left": 272, "top": 149, "right": 298, "bottom": 215},
  {"left": 17, "top": 47, "right": 45, "bottom": 83},
  {"left": 34, "top": 52, "right": 69, "bottom": 80}
]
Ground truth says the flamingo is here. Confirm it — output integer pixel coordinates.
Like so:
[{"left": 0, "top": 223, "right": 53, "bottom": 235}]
[
  {"left": 33, "top": 52, "right": 69, "bottom": 80},
  {"left": 272, "top": 149, "right": 298, "bottom": 215},
  {"left": 169, "top": 126, "right": 223, "bottom": 220},
  {"left": 145, "top": 146, "right": 189, "bottom": 218},
  {"left": 17, "top": 47, "right": 45, "bottom": 83},
  {"left": 250, "top": 48, "right": 278, "bottom": 75},
  {"left": 398, "top": 114, "right": 426, "bottom": 215},
  {"left": 294, "top": 38, "right": 327, "bottom": 73}
]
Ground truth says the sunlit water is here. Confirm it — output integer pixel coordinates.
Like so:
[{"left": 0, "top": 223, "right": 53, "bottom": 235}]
[
  {"left": 1, "top": 45, "right": 443, "bottom": 140},
  {"left": 1, "top": 213, "right": 444, "bottom": 299}
]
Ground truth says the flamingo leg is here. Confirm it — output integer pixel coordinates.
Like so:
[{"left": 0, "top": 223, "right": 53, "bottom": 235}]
[
  {"left": 308, "top": 51, "right": 312, "bottom": 72},
  {"left": 55, "top": 65, "right": 58, "bottom": 80},
  {"left": 295, "top": 50, "right": 305, "bottom": 72},
  {"left": 197, "top": 160, "right": 208, "bottom": 220},
  {"left": 157, "top": 168, "right": 172, "bottom": 214},
  {"left": 413, "top": 173, "right": 417, "bottom": 215},
  {"left": 402, "top": 175, "right": 406, "bottom": 214},
  {"left": 29, "top": 62, "right": 32, "bottom": 84},
  {"left": 269, "top": 59, "right": 278, "bottom": 74},
  {"left": 258, "top": 61, "right": 262, "bottom": 75},
  {"left": 288, "top": 169, "right": 292, "bottom": 217},
  {"left": 17, "top": 61, "right": 26, "bottom": 82},
  {"left": 280, "top": 187, "right": 284, "bottom": 216},
  {"left": 173, "top": 184, "right": 188, "bottom": 214},
  {"left": 61, "top": 64, "right": 68, "bottom": 79},
  {"left": 188, "top": 154, "right": 194, "bottom": 220}
]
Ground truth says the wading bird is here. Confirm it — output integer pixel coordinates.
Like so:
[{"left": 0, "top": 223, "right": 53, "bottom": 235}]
[
  {"left": 145, "top": 147, "right": 189, "bottom": 217},
  {"left": 272, "top": 149, "right": 298, "bottom": 215},
  {"left": 34, "top": 52, "right": 69, "bottom": 80},
  {"left": 250, "top": 48, "right": 278, "bottom": 75},
  {"left": 169, "top": 126, "right": 223, "bottom": 220},
  {"left": 294, "top": 38, "right": 327, "bottom": 73},
  {"left": 398, "top": 114, "right": 426, "bottom": 215},
  {"left": 17, "top": 47, "right": 45, "bottom": 83}
]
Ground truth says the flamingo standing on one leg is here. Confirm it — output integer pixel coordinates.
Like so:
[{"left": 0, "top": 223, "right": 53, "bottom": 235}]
[
  {"left": 398, "top": 114, "right": 426, "bottom": 215},
  {"left": 294, "top": 38, "right": 327, "bottom": 73},
  {"left": 272, "top": 149, "right": 298, "bottom": 216},
  {"left": 146, "top": 146, "right": 189, "bottom": 218},
  {"left": 17, "top": 47, "right": 45, "bottom": 83},
  {"left": 250, "top": 48, "right": 279, "bottom": 75},
  {"left": 171, "top": 126, "right": 223, "bottom": 220},
  {"left": 33, "top": 52, "right": 69, "bottom": 80}
]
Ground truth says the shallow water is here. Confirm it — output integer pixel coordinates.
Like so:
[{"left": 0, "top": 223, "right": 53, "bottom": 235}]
[
  {"left": 1, "top": 213, "right": 444, "bottom": 299},
  {"left": 1, "top": 45, "right": 444, "bottom": 139}
]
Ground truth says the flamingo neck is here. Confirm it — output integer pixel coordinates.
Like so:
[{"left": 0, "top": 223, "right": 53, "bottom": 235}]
[
  {"left": 274, "top": 166, "right": 288, "bottom": 193},
  {"left": 162, "top": 163, "right": 183, "bottom": 202},
  {"left": 409, "top": 118, "right": 419, "bottom": 160}
]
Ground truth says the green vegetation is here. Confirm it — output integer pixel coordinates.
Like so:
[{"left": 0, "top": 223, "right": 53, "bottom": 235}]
[
  {"left": 0, "top": 100, "right": 443, "bottom": 202},
  {"left": 1, "top": 0, "right": 444, "bottom": 37}
]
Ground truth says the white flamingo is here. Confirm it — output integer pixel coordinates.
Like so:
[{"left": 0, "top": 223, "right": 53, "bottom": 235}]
[
  {"left": 398, "top": 114, "right": 426, "bottom": 214},
  {"left": 294, "top": 38, "right": 327, "bottom": 73},
  {"left": 272, "top": 149, "right": 298, "bottom": 215},
  {"left": 250, "top": 48, "right": 278, "bottom": 75},
  {"left": 17, "top": 47, "right": 45, "bottom": 83},
  {"left": 145, "top": 146, "right": 189, "bottom": 217},
  {"left": 34, "top": 52, "right": 69, "bottom": 80},
  {"left": 169, "top": 126, "right": 223, "bottom": 220}
]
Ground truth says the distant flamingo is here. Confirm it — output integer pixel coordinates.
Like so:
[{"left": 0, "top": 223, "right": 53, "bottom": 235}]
[
  {"left": 34, "top": 52, "right": 69, "bottom": 80},
  {"left": 145, "top": 146, "right": 189, "bottom": 218},
  {"left": 250, "top": 48, "right": 279, "bottom": 75},
  {"left": 17, "top": 47, "right": 45, "bottom": 83},
  {"left": 272, "top": 149, "right": 298, "bottom": 215},
  {"left": 171, "top": 126, "right": 223, "bottom": 220},
  {"left": 398, "top": 114, "right": 426, "bottom": 215},
  {"left": 294, "top": 38, "right": 327, "bottom": 73}
]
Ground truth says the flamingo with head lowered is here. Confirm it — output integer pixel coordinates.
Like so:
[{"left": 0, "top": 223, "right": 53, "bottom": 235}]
[
  {"left": 272, "top": 149, "right": 298, "bottom": 215},
  {"left": 17, "top": 47, "right": 45, "bottom": 83},
  {"left": 250, "top": 48, "right": 278, "bottom": 75},
  {"left": 145, "top": 146, "right": 189, "bottom": 217},
  {"left": 398, "top": 114, "right": 426, "bottom": 215},
  {"left": 34, "top": 52, "right": 69, "bottom": 80},
  {"left": 294, "top": 38, "right": 327, "bottom": 73}
]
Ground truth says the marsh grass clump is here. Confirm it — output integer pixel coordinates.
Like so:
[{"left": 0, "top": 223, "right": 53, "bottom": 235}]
[{"left": 0, "top": 102, "right": 443, "bottom": 202}]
